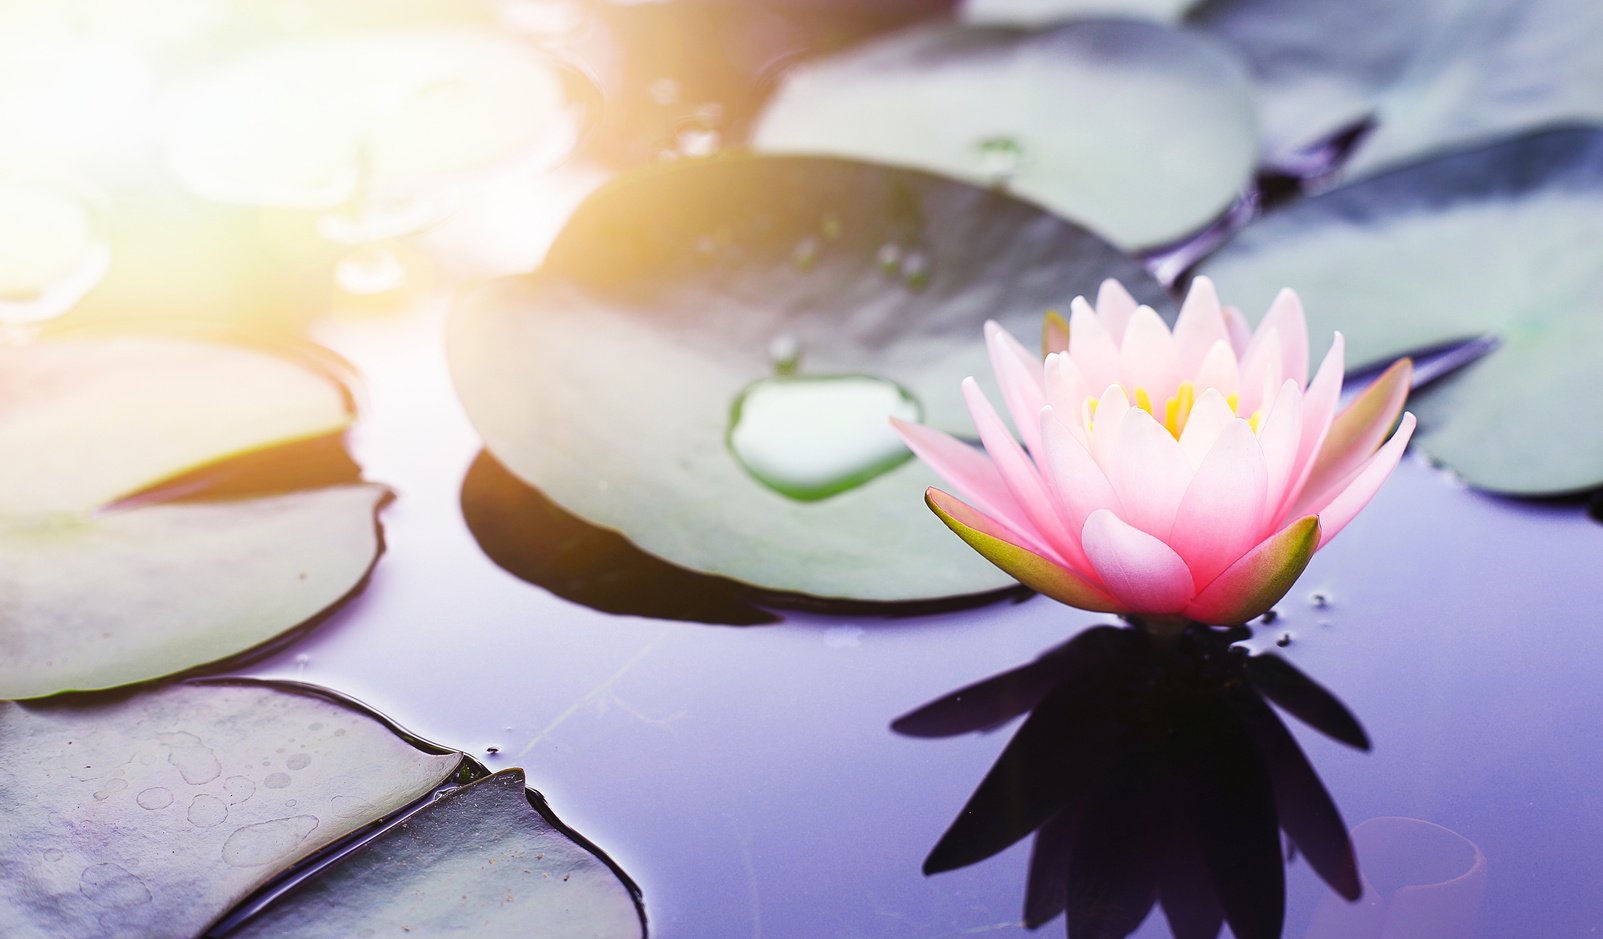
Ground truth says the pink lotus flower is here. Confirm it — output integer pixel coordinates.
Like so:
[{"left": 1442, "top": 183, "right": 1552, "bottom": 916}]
[{"left": 894, "top": 277, "right": 1415, "bottom": 626}]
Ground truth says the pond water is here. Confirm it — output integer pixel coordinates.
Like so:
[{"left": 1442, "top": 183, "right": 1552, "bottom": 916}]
[{"left": 233, "top": 300, "right": 1603, "bottom": 938}]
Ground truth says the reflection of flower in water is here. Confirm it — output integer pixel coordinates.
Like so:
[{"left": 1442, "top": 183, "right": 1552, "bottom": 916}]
[
  {"left": 897, "top": 624, "right": 1368, "bottom": 939},
  {"left": 893, "top": 277, "right": 1414, "bottom": 625}
]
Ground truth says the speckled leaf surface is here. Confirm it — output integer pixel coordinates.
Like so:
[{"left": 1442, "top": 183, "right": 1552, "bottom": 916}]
[
  {"left": 0, "top": 682, "right": 461, "bottom": 939},
  {"left": 233, "top": 769, "right": 644, "bottom": 939},
  {"left": 449, "top": 155, "right": 1170, "bottom": 602},
  {"left": 1199, "top": 128, "right": 1603, "bottom": 494},
  {"left": 752, "top": 21, "right": 1258, "bottom": 249},
  {"left": 0, "top": 334, "right": 386, "bottom": 698},
  {"left": 1187, "top": 0, "right": 1603, "bottom": 173}
]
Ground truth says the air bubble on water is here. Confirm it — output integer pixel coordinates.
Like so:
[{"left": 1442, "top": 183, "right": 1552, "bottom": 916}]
[
  {"left": 646, "top": 77, "right": 680, "bottom": 106},
  {"left": 791, "top": 237, "right": 818, "bottom": 272},
  {"left": 876, "top": 243, "right": 901, "bottom": 274},
  {"left": 1275, "top": 632, "right": 1292, "bottom": 648},
  {"left": 769, "top": 334, "right": 801, "bottom": 375},
  {"left": 676, "top": 126, "right": 721, "bottom": 158},
  {"left": 901, "top": 250, "right": 930, "bottom": 290}
]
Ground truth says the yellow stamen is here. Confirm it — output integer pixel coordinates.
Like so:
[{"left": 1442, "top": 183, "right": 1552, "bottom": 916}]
[
  {"left": 1248, "top": 410, "right": 1262, "bottom": 433},
  {"left": 1164, "top": 381, "right": 1195, "bottom": 438},
  {"left": 1134, "top": 387, "right": 1154, "bottom": 415},
  {"left": 1226, "top": 392, "right": 1240, "bottom": 414}
]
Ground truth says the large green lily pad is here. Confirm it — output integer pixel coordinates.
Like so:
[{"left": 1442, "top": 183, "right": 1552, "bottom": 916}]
[
  {"left": 0, "top": 333, "right": 387, "bottom": 698},
  {"left": 751, "top": 20, "right": 1258, "bottom": 250},
  {"left": 1198, "top": 127, "right": 1603, "bottom": 495},
  {"left": 1187, "top": 0, "right": 1603, "bottom": 174},
  {"left": 0, "top": 681, "right": 462, "bottom": 939},
  {"left": 233, "top": 769, "right": 645, "bottom": 938},
  {"left": 449, "top": 155, "right": 1168, "bottom": 602}
]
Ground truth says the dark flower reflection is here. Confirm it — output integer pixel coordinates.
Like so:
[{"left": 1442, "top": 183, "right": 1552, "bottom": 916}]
[{"left": 895, "top": 623, "right": 1369, "bottom": 939}]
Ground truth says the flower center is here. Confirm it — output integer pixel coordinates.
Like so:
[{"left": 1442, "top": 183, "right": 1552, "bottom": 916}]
[{"left": 1088, "top": 380, "right": 1261, "bottom": 440}]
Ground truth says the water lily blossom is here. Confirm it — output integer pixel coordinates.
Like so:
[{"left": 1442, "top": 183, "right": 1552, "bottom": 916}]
[{"left": 893, "top": 278, "right": 1414, "bottom": 626}]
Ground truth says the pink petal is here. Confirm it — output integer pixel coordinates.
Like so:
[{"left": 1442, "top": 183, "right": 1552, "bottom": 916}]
[
  {"left": 1199, "top": 334, "right": 1243, "bottom": 397},
  {"left": 963, "top": 377, "right": 1077, "bottom": 561},
  {"left": 1257, "top": 379, "right": 1304, "bottom": 526},
  {"left": 1039, "top": 406, "right": 1121, "bottom": 572},
  {"left": 1177, "top": 389, "right": 1237, "bottom": 469},
  {"left": 986, "top": 321, "right": 1047, "bottom": 458},
  {"left": 1224, "top": 304, "right": 1252, "bottom": 356},
  {"left": 1167, "top": 420, "right": 1270, "bottom": 589},
  {"left": 1109, "top": 406, "right": 1190, "bottom": 539},
  {"left": 1119, "top": 305, "right": 1179, "bottom": 398},
  {"left": 1044, "top": 353, "right": 1091, "bottom": 444},
  {"left": 1095, "top": 278, "right": 1139, "bottom": 342},
  {"left": 1237, "top": 327, "right": 1284, "bottom": 416},
  {"left": 1312, "top": 412, "right": 1416, "bottom": 548},
  {"left": 1089, "top": 384, "right": 1130, "bottom": 475},
  {"left": 1172, "top": 276, "right": 1229, "bottom": 377},
  {"left": 1275, "top": 333, "right": 1345, "bottom": 521},
  {"left": 891, "top": 417, "right": 1036, "bottom": 543},
  {"left": 1194, "top": 339, "right": 1240, "bottom": 398},
  {"left": 1258, "top": 288, "right": 1310, "bottom": 387},
  {"left": 1183, "top": 516, "right": 1320, "bottom": 625},
  {"left": 927, "top": 488, "right": 1122, "bottom": 613},
  {"left": 1068, "top": 297, "right": 1121, "bottom": 392},
  {"left": 1081, "top": 508, "right": 1196, "bottom": 613},
  {"left": 1302, "top": 357, "right": 1413, "bottom": 502}
]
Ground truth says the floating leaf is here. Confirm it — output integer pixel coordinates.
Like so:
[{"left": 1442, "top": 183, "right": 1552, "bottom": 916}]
[
  {"left": 232, "top": 769, "right": 645, "bottom": 939},
  {"left": 752, "top": 21, "right": 1258, "bottom": 249},
  {"left": 1198, "top": 127, "right": 1603, "bottom": 494},
  {"left": 0, "top": 333, "right": 387, "bottom": 697},
  {"left": 0, "top": 681, "right": 461, "bottom": 939},
  {"left": 1187, "top": 0, "right": 1603, "bottom": 173},
  {"left": 167, "top": 29, "right": 581, "bottom": 211},
  {"left": 449, "top": 155, "right": 1169, "bottom": 601}
]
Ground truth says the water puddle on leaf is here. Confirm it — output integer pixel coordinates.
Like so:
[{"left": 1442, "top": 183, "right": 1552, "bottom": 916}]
[{"left": 727, "top": 374, "right": 921, "bottom": 502}]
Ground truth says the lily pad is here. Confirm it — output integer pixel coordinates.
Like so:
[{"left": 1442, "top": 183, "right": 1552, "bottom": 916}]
[
  {"left": 1198, "top": 127, "right": 1603, "bottom": 495},
  {"left": 0, "top": 333, "right": 387, "bottom": 697},
  {"left": 167, "top": 28, "right": 581, "bottom": 211},
  {"left": 1187, "top": 0, "right": 1603, "bottom": 174},
  {"left": 751, "top": 20, "right": 1259, "bottom": 249},
  {"left": 449, "top": 155, "right": 1169, "bottom": 601},
  {"left": 232, "top": 768, "right": 645, "bottom": 938},
  {"left": 0, "top": 681, "right": 462, "bottom": 939}
]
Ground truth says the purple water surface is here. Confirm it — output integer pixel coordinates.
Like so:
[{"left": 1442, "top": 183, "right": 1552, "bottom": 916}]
[{"left": 235, "top": 301, "right": 1603, "bottom": 938}]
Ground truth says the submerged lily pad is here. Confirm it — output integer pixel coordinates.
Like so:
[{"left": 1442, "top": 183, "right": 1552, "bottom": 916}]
[
  {"left": 449, "top": 155, "right": 1168, "bottom": 602},
  {"left": 0, "top": 681, "right": 462, "bottom": 939},
  {"left": 233, "top": 769, "right": 645, "bottom": 938},
  {"left": 1198, "top": 128, "right": 1603, "bottom": 495},
  {"left": 0, "top": 334, "right": 387, "bottom": 698},
  {"left": 752, "top": 20, "right": 1258, "bottom": 249},
  {"left": 1187, "top": 0, "right": 1603, "bottom": 173}
]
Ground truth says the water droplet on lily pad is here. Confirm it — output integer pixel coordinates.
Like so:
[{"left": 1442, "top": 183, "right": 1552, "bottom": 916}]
[
  {"left": 728, "top": 374, "right": 921, "bottom": 502},
  {"left": 977, "top": 135, "right": 1025, "bottom": 183}
]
